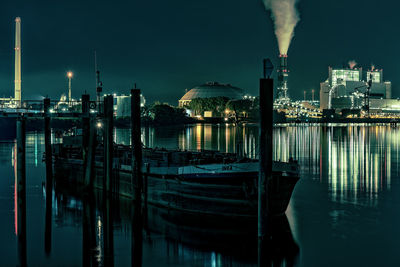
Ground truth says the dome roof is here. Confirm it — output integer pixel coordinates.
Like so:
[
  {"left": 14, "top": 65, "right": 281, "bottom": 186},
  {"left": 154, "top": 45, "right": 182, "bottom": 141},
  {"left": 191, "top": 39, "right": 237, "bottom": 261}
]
[{"left": 180, "top": 82, "right": 244, "bottom": 101}]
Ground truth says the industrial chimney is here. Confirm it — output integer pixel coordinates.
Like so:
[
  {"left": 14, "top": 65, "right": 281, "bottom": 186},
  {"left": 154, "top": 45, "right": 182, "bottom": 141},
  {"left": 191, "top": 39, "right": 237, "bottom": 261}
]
[
  {"left": 277, "top": 54, "right": 289, "bottom": 102},
  {"left": 14, "top": 17, "right": 21, "bottom": 106}
]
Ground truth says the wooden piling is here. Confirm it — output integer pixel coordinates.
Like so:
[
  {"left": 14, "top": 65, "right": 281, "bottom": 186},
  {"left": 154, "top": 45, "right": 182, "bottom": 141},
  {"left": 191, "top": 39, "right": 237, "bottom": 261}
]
[
  {"left": 131, "top": 89, "right": 142, "bottom": 202},
  {"left": 103, "top": 196, "right": 114, "bottom": 266},
  {"left": 43, "top": 98, "right": 54, "bottom": 256},
  {"left": 16, "top": 116, "right": 27, "bottom": 267},
  {"left": 82, "top": 195, "right": 96, "bottom": 266},
  {"left": 143, "top": 163, "right": 149, "bottom": 206},
  {"left": 103, "top": 95, "right": 114, "bottom": 194},
  {"left": 84, "top": 118, "right": 96, "bottom": 189},
  {"left": 44, "top": 98, "right": 52, "bottom": 177},
  {"left": 258, "top": 78, "right": 273, "bottom": 240},
  {"left": 44, "top": 98, "right": 53, "bottom": 256},
  {"left": 82, "top": 94, "right": 90, "bottom": 156},
  {"left": 81, "top": 94, "right": 96, "bottom": 189},
  {"left": 17, "top": 116, "right": 26, "bottom": 199}
]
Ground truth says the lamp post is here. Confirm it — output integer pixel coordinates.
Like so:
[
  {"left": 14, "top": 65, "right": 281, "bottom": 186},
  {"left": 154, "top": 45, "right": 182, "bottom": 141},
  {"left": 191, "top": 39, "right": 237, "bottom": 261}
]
[
  {"left": 312, "top": 89, "right": 315, "bottom": 102},
  {"left": 304, "top": 90, "right": 306, "bottom": 101},
  {"left": 67, "top": 71, "right": 73, "bottom": 107}
]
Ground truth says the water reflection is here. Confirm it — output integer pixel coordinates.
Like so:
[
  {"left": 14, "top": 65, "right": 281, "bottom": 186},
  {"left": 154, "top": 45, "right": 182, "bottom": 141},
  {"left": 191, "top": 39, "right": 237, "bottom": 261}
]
[
  {"left": 115, "top": 124, "right": 259, "bottom": 158},
  {"left": 4, "top": 124, "right": 399, "bottom": 266},
  {"left": 50, "top": 182, "right": 298, "bottom": 266},
  {"left": 115, "top": 124, "right": 395, "bottom": 205}
]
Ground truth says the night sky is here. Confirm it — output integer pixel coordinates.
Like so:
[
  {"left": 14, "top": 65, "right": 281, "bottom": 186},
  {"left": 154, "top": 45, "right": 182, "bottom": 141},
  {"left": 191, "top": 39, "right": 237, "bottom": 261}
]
[{"left": 0, "top": 0, "right": 398, "bottom": 104}]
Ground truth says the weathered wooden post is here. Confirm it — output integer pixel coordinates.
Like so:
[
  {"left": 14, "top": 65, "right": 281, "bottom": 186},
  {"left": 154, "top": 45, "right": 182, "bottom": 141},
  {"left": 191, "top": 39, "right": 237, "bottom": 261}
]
[
  {"left": 103, "top": 95, "right": 115, "bottom": 264},
  {"left": 103, "top": 196, "right": 114, "bottom": 266},
  {"left": 44, "top": 98, "right": 52, "bottom": 177},
  {"left": 82, "top": 196, "right": 96, "bottom": 266},
  {"left": 43, "top": 98, "right": 53, "bottom": 256},
  {"left": 131, "top": 89, "right": 142, "bottom": 202},
  {"left": 17, "top": 116, "right": 26, "bottom": 196},
  {"left": 258, "top": 59, "right": 273, "bottom": 244},
  {"left": 131, "top": 88, "right": 144, "bottom": 266},
  {"left": 82, "top": 94, "right": 90, "bottom": 156},
  {"left": 131, "top": 198, "right": 143, "bottom": 267},
  {"left": 143, "top": 163, "right": 149, "bottom": 206},
  {"left": 81, "top": 94, "right": 96, "bottom": 189},
  {"left": 84, "top": 119, "right": 96, "bottom": 189},
  {"left": 103, "top": 95, "right": 114, "bottom": 194},
  {"left": 16, "top": 116, "right": 27, "bottom": 266}
]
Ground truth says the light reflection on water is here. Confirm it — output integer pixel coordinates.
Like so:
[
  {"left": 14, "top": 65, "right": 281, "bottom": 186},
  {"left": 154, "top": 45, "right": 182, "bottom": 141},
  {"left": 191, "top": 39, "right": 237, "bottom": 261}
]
[
  {"left": 115, "top": 124, "right": 396, "bottom": 206},
  {"left": 1, "top": 124, "right": 400, "bottom": 266}
]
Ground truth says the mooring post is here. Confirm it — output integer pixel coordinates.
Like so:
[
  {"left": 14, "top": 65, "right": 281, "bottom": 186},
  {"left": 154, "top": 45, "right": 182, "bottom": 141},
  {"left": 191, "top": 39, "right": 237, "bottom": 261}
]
[
  {"left": 82, "top": 195, "right": 96, "bottom": 266},
  {"left": 103, "top": 95, "right": 114, "bottom": 194},
  {"left": 82, "top": 94, "right": 95, "bottom": 189},
  {"left": 82, "top": 94, "right": 90, "bottom": 158},
  {"left": 17, "top": 116, "right": 26, "bottom": 206},
  {"left": 131, "top": 89, "right": 142, "bottom": 202},
  {"left": 103, "top": 196, "right": 114, "bottom": 266},
  {"left": 258, "top": 73, "right": 273, "bottom": 240},
  {"left": 43, "top": 98, "right": 53, "bottom": 256},
  {"left": 44, "top": 98, "right": 52, "bottom": 177},
  {"left": 16, "top": 116, "right": 27, "bottom": 267},
  {"left": 84, "top": 119, "right": 96, "bottom": 189},
  {"left": 143, "top": 163, "right": 149, "bottom": 206}
]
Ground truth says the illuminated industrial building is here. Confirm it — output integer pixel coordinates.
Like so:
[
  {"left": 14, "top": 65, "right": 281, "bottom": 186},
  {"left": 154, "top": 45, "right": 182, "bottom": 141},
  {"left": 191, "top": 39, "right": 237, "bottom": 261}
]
[
  {"left": 114, "top": 94, "right": 146, "bottom": 118},
  {"left": 320, "top": 65, "right": 394, "bottom": 114},
  {"left": 178, "top": 82, "right": 244, "bottom": 108}
]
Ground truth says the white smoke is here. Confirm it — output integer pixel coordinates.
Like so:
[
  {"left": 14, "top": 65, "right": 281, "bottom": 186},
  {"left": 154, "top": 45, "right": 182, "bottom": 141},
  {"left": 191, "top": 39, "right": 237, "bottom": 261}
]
[
  {"left": 348, "top": 60, "right": 357, "bottom": 69},
  {"left": 263, "top": 0, "right": 300, "bottom": 55}
]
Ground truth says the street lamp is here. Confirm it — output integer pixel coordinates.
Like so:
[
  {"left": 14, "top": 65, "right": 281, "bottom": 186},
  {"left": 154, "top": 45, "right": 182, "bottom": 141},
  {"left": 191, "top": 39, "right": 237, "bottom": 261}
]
[{"left": 67, "top": 71, "right": 73, "bottom": 107}]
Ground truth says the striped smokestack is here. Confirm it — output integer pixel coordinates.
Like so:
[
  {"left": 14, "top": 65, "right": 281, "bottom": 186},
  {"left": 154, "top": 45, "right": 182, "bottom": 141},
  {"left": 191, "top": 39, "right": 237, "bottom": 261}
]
[{"left": 14, "top": 17, "right": 21, "bottom": 106}]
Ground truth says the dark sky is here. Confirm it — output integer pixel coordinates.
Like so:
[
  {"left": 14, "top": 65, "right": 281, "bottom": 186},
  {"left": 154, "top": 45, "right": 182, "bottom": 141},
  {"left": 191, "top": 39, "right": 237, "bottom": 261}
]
[{"left": 0, "top": 0, "right": 399, "bottom": 104}]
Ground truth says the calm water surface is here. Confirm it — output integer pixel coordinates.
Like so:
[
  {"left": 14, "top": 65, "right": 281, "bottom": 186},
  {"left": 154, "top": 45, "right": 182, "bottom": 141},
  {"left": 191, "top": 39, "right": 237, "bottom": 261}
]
[{"left": 1, "top": 124, "right": 399, "bottom": 266}]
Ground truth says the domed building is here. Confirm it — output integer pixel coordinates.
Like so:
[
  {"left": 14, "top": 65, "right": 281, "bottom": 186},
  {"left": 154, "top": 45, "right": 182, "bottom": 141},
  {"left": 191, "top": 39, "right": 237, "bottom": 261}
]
[{"left": 179, "top": 82, "right": 244, "bottom": 107}]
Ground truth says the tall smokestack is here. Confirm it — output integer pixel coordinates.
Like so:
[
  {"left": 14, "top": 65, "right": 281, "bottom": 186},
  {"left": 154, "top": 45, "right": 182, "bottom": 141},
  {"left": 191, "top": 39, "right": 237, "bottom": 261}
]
[
  {"left": 14, "top": 17, "right": 21, "bottom": 106},
  {"left": 277, "top": 54, "right": 289, "bottom": 101}
]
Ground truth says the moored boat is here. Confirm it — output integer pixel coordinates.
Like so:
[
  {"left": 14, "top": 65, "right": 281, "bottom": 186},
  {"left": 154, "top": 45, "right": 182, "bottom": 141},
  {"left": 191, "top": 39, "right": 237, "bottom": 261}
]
[{"left": 53, "top": 137, "right": 299, "bottom": 218}]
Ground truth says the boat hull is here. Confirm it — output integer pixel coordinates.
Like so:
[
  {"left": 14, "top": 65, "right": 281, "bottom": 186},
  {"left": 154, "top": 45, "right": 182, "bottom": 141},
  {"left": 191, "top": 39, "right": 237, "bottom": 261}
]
[{"left": 54, "top": 158, "right": 299, "bottom": 218}]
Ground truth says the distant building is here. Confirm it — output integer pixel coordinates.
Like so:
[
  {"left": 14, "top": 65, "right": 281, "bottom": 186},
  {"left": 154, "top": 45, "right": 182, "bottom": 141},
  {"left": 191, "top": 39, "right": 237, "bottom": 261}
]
[
  {"left": 320, "top": 66, "right": 392, "bottom": 110},
  {"left": 179, "top": 82, "right": 244, "bottom": 108},
  {"left": 114, "top": 94, "right": 146, "bottom": 118}
]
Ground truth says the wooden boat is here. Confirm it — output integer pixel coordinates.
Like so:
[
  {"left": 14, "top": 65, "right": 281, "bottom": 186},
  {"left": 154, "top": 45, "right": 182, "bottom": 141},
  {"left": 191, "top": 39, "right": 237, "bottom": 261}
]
[{"left": 53, "top": 136, "right": 299, "bottom": 218}]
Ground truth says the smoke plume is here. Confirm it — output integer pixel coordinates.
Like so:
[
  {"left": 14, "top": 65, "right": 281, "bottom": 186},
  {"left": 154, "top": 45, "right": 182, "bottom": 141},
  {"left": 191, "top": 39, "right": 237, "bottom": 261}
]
[
  {"left": 263, "top": 0, "right": 300, "bottom": 55},
  {"left": 348, "top": 60, "right": 357, "bottom": 69}
]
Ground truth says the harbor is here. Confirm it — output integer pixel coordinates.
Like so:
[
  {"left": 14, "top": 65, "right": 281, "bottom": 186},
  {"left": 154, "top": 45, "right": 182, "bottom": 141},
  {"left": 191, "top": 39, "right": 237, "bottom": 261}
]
[{"left": 2, "top": 0, "right": 400, "bottom": 266}]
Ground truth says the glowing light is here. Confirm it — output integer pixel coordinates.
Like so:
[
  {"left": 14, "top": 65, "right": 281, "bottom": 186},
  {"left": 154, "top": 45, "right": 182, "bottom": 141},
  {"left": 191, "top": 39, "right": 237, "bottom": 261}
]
[
  {"left": 67, "top": 71, "right": 73, "bottom": 78},
  {"left": 96, "top": 122, "right": 102, "bottom": 128}
]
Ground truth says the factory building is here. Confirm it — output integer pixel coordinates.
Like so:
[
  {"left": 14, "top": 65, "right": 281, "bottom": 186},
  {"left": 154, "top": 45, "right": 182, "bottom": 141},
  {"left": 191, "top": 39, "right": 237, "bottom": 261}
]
[
  {"left": 320, "top": 66, "right": 392, "bottom": 111},
  {"left": 114, "top": 94, "right": 146, "bottom": 118}
]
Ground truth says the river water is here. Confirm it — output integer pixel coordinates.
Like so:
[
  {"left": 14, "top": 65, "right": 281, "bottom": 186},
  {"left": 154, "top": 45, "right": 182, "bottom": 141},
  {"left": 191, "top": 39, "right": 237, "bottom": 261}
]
[{"left": 0, "top": 123, "right": 399, "bottom": 266}]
